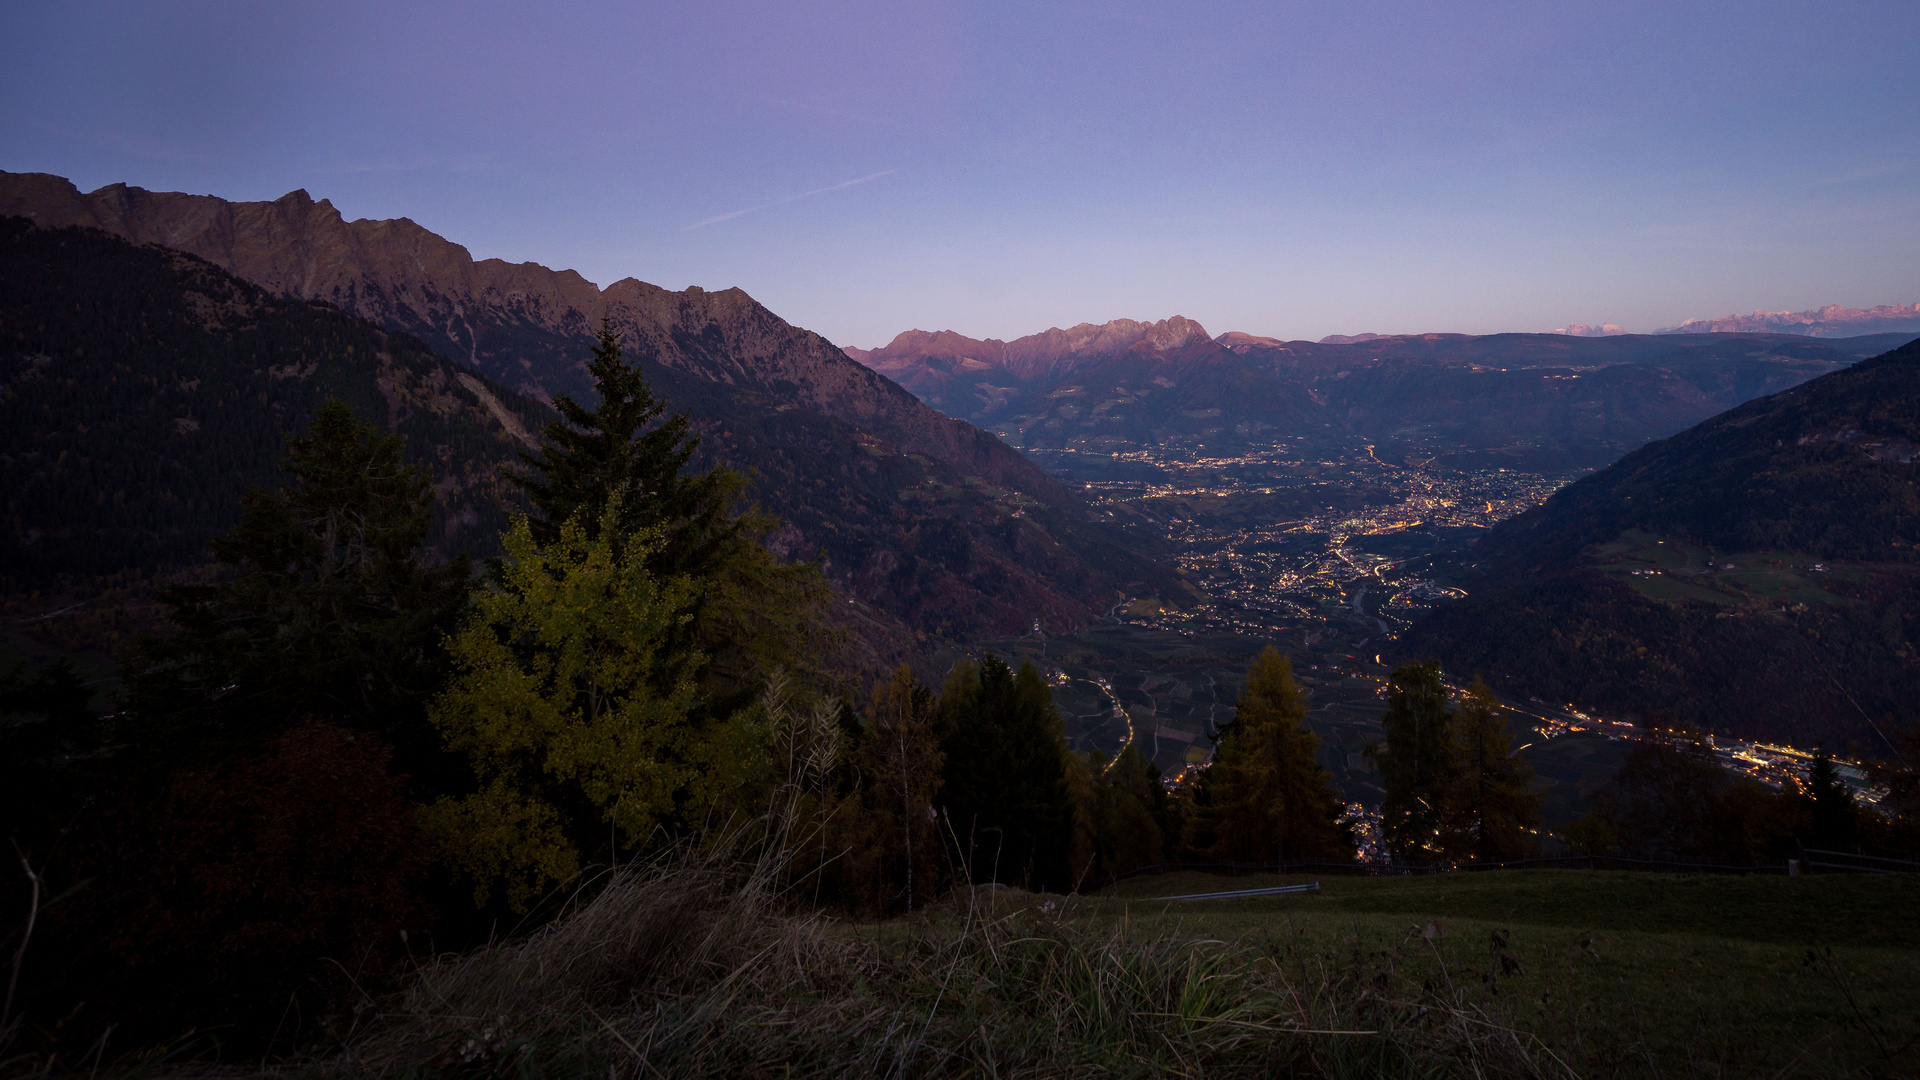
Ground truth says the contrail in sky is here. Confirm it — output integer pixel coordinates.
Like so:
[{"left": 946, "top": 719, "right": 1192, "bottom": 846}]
[{"left": 684, "top": 169, "right": 897, "bottom": 230}]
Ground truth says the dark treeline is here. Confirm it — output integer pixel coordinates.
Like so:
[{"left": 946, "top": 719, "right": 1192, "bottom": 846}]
[
  {"left": 1358, "top": 659, "right": 1920, "bottom": 867},
  {"left": 0, "top": 323, "right": 1362, "bottom": 1062},
  {"left": 1564, "top": 723, "right": 1920, "bottom": 864}
]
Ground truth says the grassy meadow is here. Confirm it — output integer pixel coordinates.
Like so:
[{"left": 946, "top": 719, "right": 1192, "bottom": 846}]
[
  {"left": 1079, "top": 869, "right": 1920, "bottom": 1077},
  {"left": 252, "top": 864, "right": 1914, "bottom": 1080}
]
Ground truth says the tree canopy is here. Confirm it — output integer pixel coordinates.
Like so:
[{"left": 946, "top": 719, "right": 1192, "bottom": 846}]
[
  {"left": 1367, "top": 661, "right": 1459, "bottom": 862},
  {"left": 131, "top": 399, "right": 470, "bottom": 771},
  {"left": 424, "top": 502, "right": 764, "bottom": 911},
  {"left": 937, "top": 655, "right": 1077, "bottom": 891},
  {"left": 1445, "top": 678, "right": 1543, "bottom": 860},
  {"left": 508, "top": 319, "right": 826, "bottom": 707},
  {"left": 1193, "top": 647, "right": 1350, "bottom": 863}
]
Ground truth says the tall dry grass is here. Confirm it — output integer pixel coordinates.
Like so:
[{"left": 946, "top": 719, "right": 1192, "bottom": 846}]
[
  {"left": 328, "top": 855, "right": 1572, "bottom": 1078},
  {"left": 319, "top": 683, "right": 1572, "bottom": 1079}
]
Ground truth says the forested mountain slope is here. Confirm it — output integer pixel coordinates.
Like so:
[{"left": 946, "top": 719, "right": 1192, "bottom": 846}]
[
  {"left": 0, "top": 173, "right": 1190, "bottom": 647},
  {"left": 1404, "top": 337, "right": 1920, "bottom": 748},
  {"left": 0, "top": 218, "right": 544, "bottom": 588}
]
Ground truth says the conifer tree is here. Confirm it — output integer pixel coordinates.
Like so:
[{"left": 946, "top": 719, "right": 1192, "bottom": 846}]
[
  {"left": 513, "top": 321, "right": 733, "bottom": 569},
  {"left": 856, "top": 665, "right": 945, "bottom": 912},
  {"left": 936, "top": 655, "right": 1076, "bottom": 891},
  {"left": 1366, "top": 660, "right": 1458, "bottom": 862},
  {"left": 509, "top": 320, "right": 825, "bottom": 705},
  {"left": 423, "top": 501, "right": 763, "bottom": 911},
  {"left": 1194, "top": 647, "right": 1350, "bottom": 864},
  {"left": 1086, "top": 745, "right": 1171, "bottom": 878},
  {"left": 134, "top": 399, "right": 469, "bottom": 770},
  {"left": 1804, "top": 748, "right": 1857, "bottom": 851},
  {"left": 1445, "top": 678, "right": 1542, "bottom": 860}
]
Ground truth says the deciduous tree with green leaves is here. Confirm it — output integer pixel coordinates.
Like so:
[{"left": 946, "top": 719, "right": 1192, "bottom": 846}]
[{"left": 423, "top": 501, "right": 764, "bottom": 911}]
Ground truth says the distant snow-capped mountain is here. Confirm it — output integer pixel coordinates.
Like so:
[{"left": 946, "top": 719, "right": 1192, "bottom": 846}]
[{"left": 1658, "top": 302, "right": 1920, "bottom": 337}]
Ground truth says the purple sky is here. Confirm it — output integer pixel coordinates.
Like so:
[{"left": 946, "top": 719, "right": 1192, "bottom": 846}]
[{"left": 3, "top": 0, "right": 1917, "bottom": 347}]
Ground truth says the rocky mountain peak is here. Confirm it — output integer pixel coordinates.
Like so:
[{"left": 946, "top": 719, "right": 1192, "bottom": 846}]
[{"left": 0, "top": 170, "right": 1190, "bottom": 652}]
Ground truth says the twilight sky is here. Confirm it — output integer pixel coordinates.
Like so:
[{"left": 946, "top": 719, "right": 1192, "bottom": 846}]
[{"left": 3, "top": 0, "right": 1917, "bottom": 348}]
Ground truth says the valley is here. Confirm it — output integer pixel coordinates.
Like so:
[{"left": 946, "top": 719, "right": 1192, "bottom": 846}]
[{"left": 946, "top": 397, "right": 1915, "bottom": 835}]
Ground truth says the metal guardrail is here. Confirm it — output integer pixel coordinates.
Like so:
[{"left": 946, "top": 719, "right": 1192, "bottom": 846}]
[
  {"left": 1801, "top": 849, "right": 1920, "bottom": 874},
  {"left": 1149, "top": 882, "right": 1322, "bottom": 902}
]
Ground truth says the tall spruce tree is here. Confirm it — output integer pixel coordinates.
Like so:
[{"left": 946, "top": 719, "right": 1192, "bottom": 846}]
[
  {"left": 936, "top": 655, "right": 1077, "bottom": 891},
  {"left": 1804, "top": 748, "right": 1858, "bottom": 852},
  {"left": 857, "top": 666, "right": 946, "bottom": 912},
  {"left": 1445, "top": 678, "right": 1543, "bottom": 860},
  {"left": 1193, "top": 647, "right": 1350, "bottom": 864},
  {"left": 1086, "top": 745, "right": 1175, "bottom": 877},
  {"left": 511, "top": 320, "right": 825, "bottom": 703},
  {"left": 513, "top": 321, "right": 735, "bottom": 571},
  {"left": 133, "top": 399, "right": 469, "bottom": 772},
  {"left": 1366, "top": 660, "right": 1458, "bottom": 862}
]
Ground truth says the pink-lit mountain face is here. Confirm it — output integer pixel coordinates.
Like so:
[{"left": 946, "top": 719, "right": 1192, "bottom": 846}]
[
  {"left": 845, "top": 316, "right": 1214, "bottom": 413},
  {"left": 1659, "top": 302, "right": 1920, "bottom": 337},
  {"left": 853, "top": 319, "right": 1904, "bottom": 469},
  {"left": 0, "top": 171, "right": 1191, "bottom": 654}
]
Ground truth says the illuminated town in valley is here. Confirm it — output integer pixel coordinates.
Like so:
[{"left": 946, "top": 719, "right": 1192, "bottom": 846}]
[{"left": 974, "top": 438, "right": 1892, "bottom": 844}]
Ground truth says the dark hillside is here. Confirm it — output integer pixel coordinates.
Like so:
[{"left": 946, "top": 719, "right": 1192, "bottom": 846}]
[
  {"left": 1465, "top": 337, "right": 1920, "bottom": 571},
  {"left": 0, "top": 173, "right": 1190, "bottom": 649},
  {"left": 1405, "top": 338, "right": 1920, "bottom": 747},
  {"left": 0, "top": 218, "right": 545, "bottom": 589}
]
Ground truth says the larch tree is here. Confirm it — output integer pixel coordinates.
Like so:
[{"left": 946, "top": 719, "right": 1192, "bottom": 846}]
[
  {"left": 423, "top": 501, "right": 765, "bottom": 911},
  {"left": 1445, "top": 678, "right": 1543, "bottom": 861},
  {"left": 1195, "top": 647, "right": 1350, "bottom": 864},
  {"left": 857, "top": 665, "right": 945, "bottom": 912},
  {"left": 1087, "top": 745, "right": 1172, "bottom": 878}
]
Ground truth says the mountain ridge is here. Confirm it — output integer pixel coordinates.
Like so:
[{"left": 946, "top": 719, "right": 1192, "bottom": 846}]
[
  {"left": 0, "top": 172, "right": 1042, "bottom": 496},
  {"left": 0, "top": 173, "right": 1190, "bottom": 652},
  {"left": 0, "top": 217, "right": 548, "bottom": 587},
  {"left": 849, "top": 314, "right": 1909, "bottom": 469},
  {"left": 1657, "top": 301, "right": 1920, "bottom": 338}
]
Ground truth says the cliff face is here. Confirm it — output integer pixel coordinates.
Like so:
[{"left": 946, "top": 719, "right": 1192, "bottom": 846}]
[{"left": 0, "top": 172, "right": 1188, "bottom": 651}]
